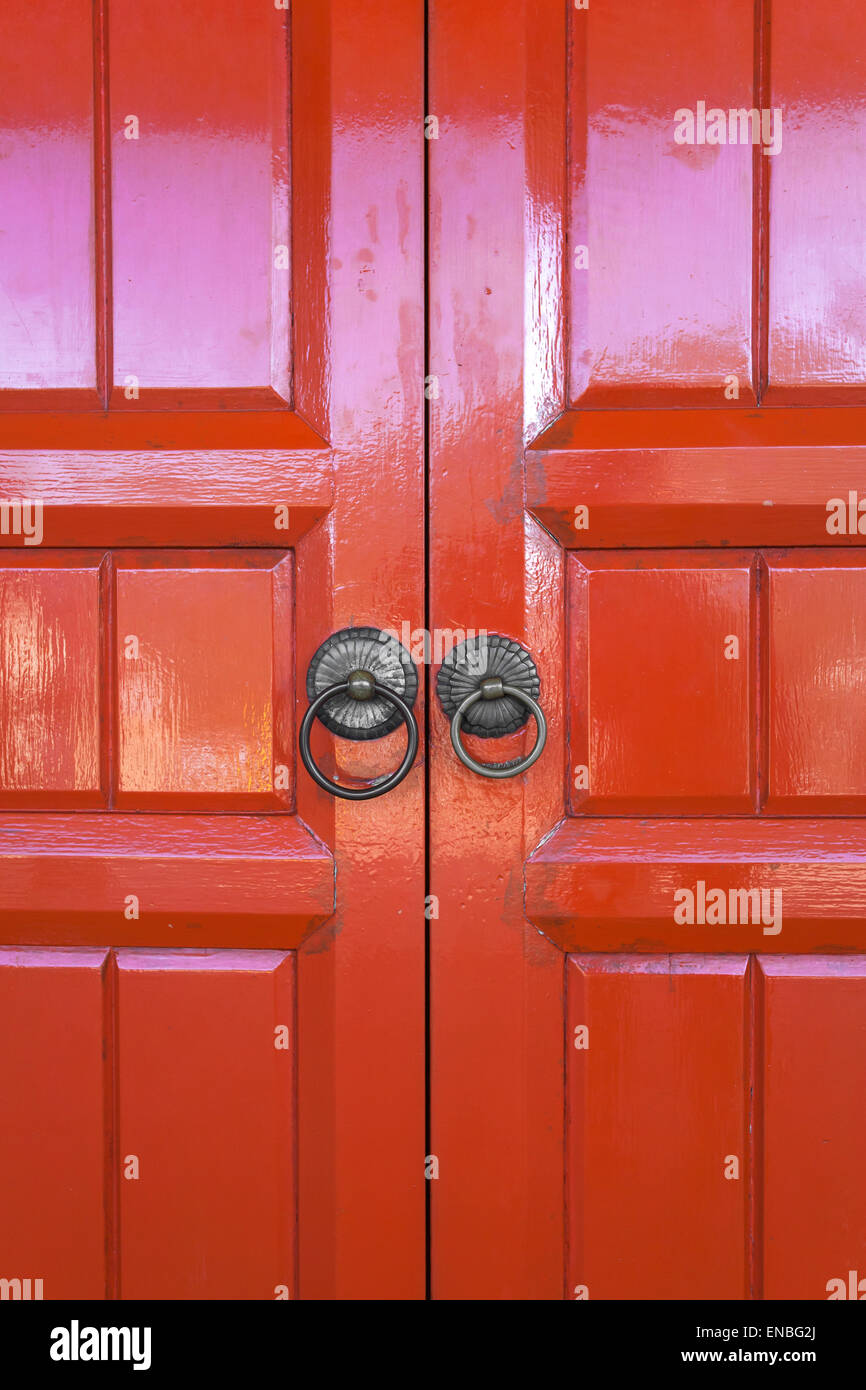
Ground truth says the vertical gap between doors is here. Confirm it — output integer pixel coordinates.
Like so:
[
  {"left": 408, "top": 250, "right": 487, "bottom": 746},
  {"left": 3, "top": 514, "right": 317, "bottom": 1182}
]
[{"left": 423, "top": 0, "right": 432, "bottom": 1304}]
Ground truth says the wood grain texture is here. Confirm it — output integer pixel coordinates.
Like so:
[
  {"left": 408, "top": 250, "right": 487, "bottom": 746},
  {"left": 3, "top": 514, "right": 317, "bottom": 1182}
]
[
  {"left": 0, "top": 553, "right": 104, "bottom": 807},
  {"left": 114, "top": 552, "right": 293, "bottom": 810}
]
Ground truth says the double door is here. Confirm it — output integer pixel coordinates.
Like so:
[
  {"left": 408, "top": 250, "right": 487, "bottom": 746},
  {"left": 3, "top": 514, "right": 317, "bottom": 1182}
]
[{"left": 1, "top": 0, "right": 864, "bottom": 1300}]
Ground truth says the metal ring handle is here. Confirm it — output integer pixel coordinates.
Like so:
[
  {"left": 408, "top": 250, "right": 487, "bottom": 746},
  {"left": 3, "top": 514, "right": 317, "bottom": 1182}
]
[
  {"left": 450, "top": 684, "right": 547, "bottom": 779},
  {"left": 299, "top": 680, "right": 419, "bottom": 800}
]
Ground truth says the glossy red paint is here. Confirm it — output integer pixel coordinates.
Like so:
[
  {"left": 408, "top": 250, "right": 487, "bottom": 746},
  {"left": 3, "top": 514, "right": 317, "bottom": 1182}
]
[
  {"left": 760, "top": 958, "right": 866, "bottom": 1298},
  {"left": 116, "top": 950, "right": 296, "bottom": 1299},
  {"left": 567, "top": 956, "right": 750, "bottom": 1300},
  {"left": 429, "top": 0, "right": 567, "bottom": 1302},
  {"left": 0, "top": 2, "right": 96, "bottom": 403},
  {"left": 109, "top": 0, "right": 292, "bottom": 407},
  {"left": 526, "top": 818, "right": 866, "bottom": 953},
  {"left": 430, "top": 0, "right": 866, "bottom": 1301},
  {"left": 568, "top": 0, "right": 756, "bottom": 405},
  {"left": 0, "top": 949, "right": 107, "bottom": 1299},
  {"left": 764, "top": 553, "right": 866, "bottom": 811},
  {"left": 2, "top": 0, "right": 866, "bottom": 1305},
  {"left": 766, "top": 0, "right": 866, "bottom": 402},
  {"left": 568, "top": 551, "right": 757, "bottom": 814},
  {"left": 0, "top": 0, "right": 425, "bottom": 1300},
  {"left": 0, "top": 553, "right": 103, "bottom": 808},
  {"left": 0, "top": 813, "right": 333, "bottom": 948},
  {"left": 113, "top": 551, "right": 294, "bottom": 811}
]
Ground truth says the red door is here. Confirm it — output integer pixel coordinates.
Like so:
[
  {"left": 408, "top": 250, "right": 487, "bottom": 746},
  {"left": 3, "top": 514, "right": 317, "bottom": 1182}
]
[
  {"left": 430, "top": 0, "right": 866, "bottom": 1299},
  {"left": 0, "top": 0, "right": 425, "bottom": 1300},
  {"left": 4, "top": 0, "right": 866, "bottom": 1308}
]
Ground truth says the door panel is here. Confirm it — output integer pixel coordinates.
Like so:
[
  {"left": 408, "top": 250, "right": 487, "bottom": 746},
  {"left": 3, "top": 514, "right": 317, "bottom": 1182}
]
[
  {"left": 568, "top": 954, "right": 866, "bottom": 1301},
  {"left": 761, "top": 957, "right": 866, "bottom": 1299},
  {"left": 0, "top": 553, "right": 104, "bottom": 807},
  {"left": 430, "top": 0, "right": 866, "bottom": 1300},
  {"left": 109, "top": 0, "right": 291, "bottom": 404},
  {"left": 765, "top": 553, "right": 866, "bottom": 810},
  {"left": 568, "top": 0, "right": 756, "bottom": 405},
  {"left": 567, "top": 955, "right": 749, "bottom": 1301},
  {"left": 0, "top": 949, "right": 107, "bottom": 1300},
  {"left": 569, "top": 552, "right": 756, "bottom": 813},
  {"left": 767, "top": 0, "right": 866, "bottom": 400},
  {"left": 0, "top": 2, "right": 96, "bottom": 400},
  {"left": 116, "top": 950, "right": 295, "bottom": 1300},
  {"left": 0, "top": 0, "right": 425, "bottom": 1300},
  {"left": 114, "top": 551, "right": 294, "bottom": 810}
]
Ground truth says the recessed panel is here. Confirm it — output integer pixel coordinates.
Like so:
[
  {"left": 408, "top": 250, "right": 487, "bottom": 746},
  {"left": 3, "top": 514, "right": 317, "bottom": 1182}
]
[
  {"left": 117, "top": 950, "right": 296, "bottom": 1300},
  {"left": 110, "top": 0, "right": 290, "bottom": 400},
  {"left": 0, "top": 554, "right": 103, "bottom": 807},
  {"left": 759, "top": 957, "right": 866, "bottom": 1299},
  {"left": 767, "top": 0, "right": 866, "bottom": 398},
  {"left": 0, "top": 948, "right": 107, "bottom": 1299},
  {"left": 568, "top": 0, "right": 754, "bottom": 403},
  {"left": 567, "top": 955, "right": 748, "bottom": 1299},
  {"left": 766, "top": 555, "right": 866, "bottom": 811},
  {"left": 115, "top": 552, "right": 292, "bottom": 810},
  {"left": 569, "top": 553, "right": 755, "bottom": 812},
  {"left": 0, "top": 1, "right": 96, "bottom": 393}
]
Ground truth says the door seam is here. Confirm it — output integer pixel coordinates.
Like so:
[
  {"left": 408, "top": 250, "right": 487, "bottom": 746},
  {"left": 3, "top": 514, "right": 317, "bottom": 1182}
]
[{"left": 423, "top": 0, "right": 432, "bottom": 1304}]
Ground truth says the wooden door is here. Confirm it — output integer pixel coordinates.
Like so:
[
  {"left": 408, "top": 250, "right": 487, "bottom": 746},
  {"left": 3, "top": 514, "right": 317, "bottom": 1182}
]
[
  {"left": 0, "top": 0, "right": 425, "bottom": 1300},
  {"left": 430, "top": 0, "right": 866, "bottom": 1299}
]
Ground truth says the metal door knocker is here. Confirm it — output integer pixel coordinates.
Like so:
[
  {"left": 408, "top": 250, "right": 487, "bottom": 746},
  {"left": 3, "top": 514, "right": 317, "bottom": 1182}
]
[
  {"left": 436, "top": 634, "right": 547, "bottom": 779},
  {"left": 299, "top": 627, "right": 419, "bottom": 800}
]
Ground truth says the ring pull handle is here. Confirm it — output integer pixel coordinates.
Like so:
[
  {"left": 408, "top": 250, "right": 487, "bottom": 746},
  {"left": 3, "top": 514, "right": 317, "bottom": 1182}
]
[
  {"left": 450, "top": 678, "right": 547, "bottom": 780},
  {"left": 437, "top": 635, "right": 548, "bottom": 780},
  {"left": 299, "top": 628, "right": 419, "bottom": 801}
]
